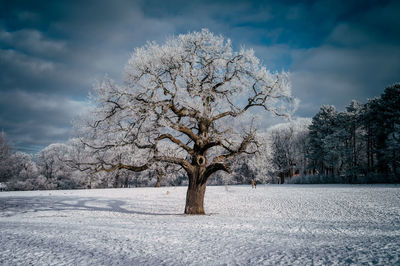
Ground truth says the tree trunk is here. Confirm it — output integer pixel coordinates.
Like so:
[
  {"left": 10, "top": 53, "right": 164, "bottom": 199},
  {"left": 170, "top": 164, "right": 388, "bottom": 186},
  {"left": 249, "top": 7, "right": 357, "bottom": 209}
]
[
  {"left": 124, "top": 176, "right": 129, "bottom": 188},
  {"left": 155, "top": 179, "right": 161, "bottom": 187},
  {"left": 183, "top": 154, "right": 228, "bottom": 214},
  {"left": 367, "top": 132, "right": 371, "bottom": 173},
  {"left": 155, "top": 169, "right": 163, "bottom": 187},
  {"left": 184, "top": 184, "right": 206, "bottom": 214},
  {"left": 184, "top": 163, "right": 207, "bottom": 214},
  {"left": 115, "top": 173, "right": 120, "bottom": 188}
]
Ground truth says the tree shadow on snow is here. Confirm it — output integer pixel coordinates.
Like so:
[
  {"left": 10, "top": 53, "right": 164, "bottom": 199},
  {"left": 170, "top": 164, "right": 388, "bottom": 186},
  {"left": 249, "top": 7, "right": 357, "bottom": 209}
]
[{"left": 0, "top": 196, "right": 180, "bottom": 217}]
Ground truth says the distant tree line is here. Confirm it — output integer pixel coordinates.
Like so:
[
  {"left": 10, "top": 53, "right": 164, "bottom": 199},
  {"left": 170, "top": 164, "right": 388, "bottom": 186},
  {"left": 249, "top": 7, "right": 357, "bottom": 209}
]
[
  {"left": 0, "top": 135, "right": 187, "bottom": 190},
  {"left": 0, "top": 132, "right": 272, "bottom": 190},
  {"left": 0, "top": 136, "right": 84, "bottom": 191},
  {"left": 271, "top": 84, "right": 400, "bottom": 184},
  {"left": 0, "top": 128, "right": 275, "bottom": 190}
]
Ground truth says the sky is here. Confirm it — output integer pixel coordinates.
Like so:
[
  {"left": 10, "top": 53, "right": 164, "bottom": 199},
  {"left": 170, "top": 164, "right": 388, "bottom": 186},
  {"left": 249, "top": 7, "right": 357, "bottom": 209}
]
[{"left": 1, "top": 0, "right": 399, "bottom": 153}]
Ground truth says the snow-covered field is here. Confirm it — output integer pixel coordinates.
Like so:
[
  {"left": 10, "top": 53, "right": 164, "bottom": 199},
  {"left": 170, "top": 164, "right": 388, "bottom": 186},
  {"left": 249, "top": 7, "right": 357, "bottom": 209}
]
[{"left": 1, "top": 185, "right": 399, "bottom": 265}]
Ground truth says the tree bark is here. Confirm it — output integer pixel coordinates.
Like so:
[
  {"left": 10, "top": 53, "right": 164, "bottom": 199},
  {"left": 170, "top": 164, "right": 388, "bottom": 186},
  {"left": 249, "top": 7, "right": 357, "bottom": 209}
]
[
  {"left": 184, "top": 183, "right": 206, "bottom": 214},
  {"left": 184, "top": 162, "right": 207, "bottom": 214},
  {"left": 182, "top": 156, "right": 231, "bottom": 214}
]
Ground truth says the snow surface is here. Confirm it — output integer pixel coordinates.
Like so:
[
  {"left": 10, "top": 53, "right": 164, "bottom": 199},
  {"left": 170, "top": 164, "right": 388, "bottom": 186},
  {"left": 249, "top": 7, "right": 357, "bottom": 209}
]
[{"left": 1, "top": 184, "right": 399, "bottom": 265}]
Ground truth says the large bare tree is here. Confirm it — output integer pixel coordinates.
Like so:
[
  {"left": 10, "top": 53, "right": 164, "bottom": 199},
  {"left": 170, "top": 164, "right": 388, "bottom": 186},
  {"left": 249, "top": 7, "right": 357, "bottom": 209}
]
[{"left": 77, "top": 29, "right": 294, "bottom": 214}]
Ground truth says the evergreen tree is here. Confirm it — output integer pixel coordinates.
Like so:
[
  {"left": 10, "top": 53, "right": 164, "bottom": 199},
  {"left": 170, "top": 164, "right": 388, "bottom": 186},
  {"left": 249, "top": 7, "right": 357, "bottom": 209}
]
[
  {"left": 308, "top": 105, "right": 338, "bottom": 176},
  {"left": 379, "top": 84, "right": 400, "bottom": 179}
]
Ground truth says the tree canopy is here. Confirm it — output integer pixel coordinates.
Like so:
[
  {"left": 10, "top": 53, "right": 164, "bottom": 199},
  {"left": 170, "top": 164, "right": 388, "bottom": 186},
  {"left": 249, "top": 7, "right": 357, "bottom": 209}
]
[{"left": 76, "top": 29, "right": 294, "bottom": 214}]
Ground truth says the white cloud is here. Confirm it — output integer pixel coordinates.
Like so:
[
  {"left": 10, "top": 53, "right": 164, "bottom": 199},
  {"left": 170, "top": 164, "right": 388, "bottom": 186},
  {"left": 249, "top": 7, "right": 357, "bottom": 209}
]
[
  {"left": 249, "top": 44, "right": 292, "bottom": 71},
  {"left": 0, "top": 29, "right": 66, "bottom": 56},
  {"left": 0, "top": 49, "right": 55, "bottom": 74},
  {"left": 10, "top": 90, "right": 89, "bottom": 117}
]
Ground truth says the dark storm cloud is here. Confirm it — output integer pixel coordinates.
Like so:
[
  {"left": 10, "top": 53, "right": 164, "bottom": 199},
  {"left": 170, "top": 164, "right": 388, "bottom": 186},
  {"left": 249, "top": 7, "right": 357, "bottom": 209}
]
[
  {"left": 0, "top": 0, "right": 399, "bottom": 153},
  {"left": 0, "top": 90, "right": 88, "bottom": 152},
  {"left": 0, "top": 0, "right": 177, "bottom": 152},
  {"left": 290, "top": 0, "right": 400, "bottom": 116}
]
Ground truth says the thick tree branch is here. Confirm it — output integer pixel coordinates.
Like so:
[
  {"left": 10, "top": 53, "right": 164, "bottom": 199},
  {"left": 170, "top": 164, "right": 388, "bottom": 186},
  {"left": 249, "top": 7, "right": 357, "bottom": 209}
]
[
  {"left": 156, "top": 134, "right": 194, "bottom": 155},
  {"left": 199, "top": 141, "right": 222, "bottom": 154},
  {"left": 167, "top": 121, "right": 200, "bottom": 143},
  {"left": 212, "top": 134, "right": 256, "bottom": 163},
  {"left": 94, "top": 163, "right": 148, "bottom": 173},
  {"left": 169, "top": 101, "right": 200, "bottom": 120},
  {"left": 154, "top": 155, "right": 192, "bottom": 170},
  {"left": 200, "top": 163, "right": 231, "bottom": 185}
]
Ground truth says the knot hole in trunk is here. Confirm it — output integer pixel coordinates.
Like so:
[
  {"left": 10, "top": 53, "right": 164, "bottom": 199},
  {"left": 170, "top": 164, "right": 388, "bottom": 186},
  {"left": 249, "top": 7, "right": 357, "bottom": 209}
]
[{"left": 196, "top": 155, "right": 206, "bottom": 166}]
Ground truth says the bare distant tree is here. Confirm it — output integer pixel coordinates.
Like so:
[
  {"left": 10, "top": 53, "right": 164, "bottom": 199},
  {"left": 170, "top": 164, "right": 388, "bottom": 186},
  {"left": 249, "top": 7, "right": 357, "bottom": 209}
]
[{"left": 269, "top": 118, "right": 310, "bottom": 183}]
